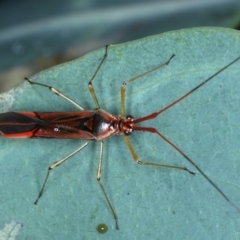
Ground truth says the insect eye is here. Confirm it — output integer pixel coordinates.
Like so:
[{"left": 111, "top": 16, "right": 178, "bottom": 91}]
[
  {"left": 124, "top": 129, "right": 132, "bottom": 136},
  {"left": 126, "top": 115, "right": 134, "bottom": 121}
]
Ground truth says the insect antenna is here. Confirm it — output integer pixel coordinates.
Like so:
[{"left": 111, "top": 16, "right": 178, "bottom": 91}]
[
  {"left": 134, "top": 55, "right": 240, "bottom": 124},
  {"left": 133, "top": 55, "right": 240, "bottom": 213}
]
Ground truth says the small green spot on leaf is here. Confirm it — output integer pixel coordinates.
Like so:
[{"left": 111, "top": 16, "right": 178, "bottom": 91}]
[{"left": 97, "top": 223, "right": 108, "bottom": 234}]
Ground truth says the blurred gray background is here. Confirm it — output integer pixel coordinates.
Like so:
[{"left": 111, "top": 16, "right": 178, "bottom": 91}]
[{"left": 0, "top": 0, "right": 240, "bottom": 93}]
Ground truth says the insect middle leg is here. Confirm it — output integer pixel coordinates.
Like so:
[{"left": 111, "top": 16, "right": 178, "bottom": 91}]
[
  {"left": 96, "top": 141, "right": 119, "bottom": 230},
  {"left": 87, "top": 46, "right": 119, "bottom": 229},
  {"left": 88, "top": 45, "right": 109, "bottom": 109}
]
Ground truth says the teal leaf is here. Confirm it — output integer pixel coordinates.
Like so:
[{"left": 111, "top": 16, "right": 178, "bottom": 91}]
[{"left": 1, "top": 27, "right": 240, "bottom": 239}]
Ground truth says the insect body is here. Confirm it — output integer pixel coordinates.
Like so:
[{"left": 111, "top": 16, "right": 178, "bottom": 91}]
[
  {"left": 0, "top": 110, "right": 129, "bottom": 139},
  {"left": 0, "top": 46, "right": 240, "bottom": 230}
]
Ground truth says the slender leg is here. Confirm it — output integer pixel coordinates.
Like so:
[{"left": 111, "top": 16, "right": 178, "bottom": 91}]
[
  {"left": 134, "top": 55, "right": 240, "bottom": 124},
  {"left": 34, "top": 142, "right": 89, "bottom": 204},
  {"left": 124, "top": 130, "right": 240, "bottom": 212},
  {"left": 120, "top": 54, "right": 175, "bottom": 117},
  {"left": 122, "top": 135, "right": 194, "bottom": 174},
  {"left": 120, "top": 54, "right": 193, "bottom": 173},
  {"left": 88, "top": 46, "right": 119, "bottom": 228},
  {"left": 96, "top": 141, "right": 119, "bottom": 230},
  {"left": 25, "top": 78, "right": 84, "bottom": 110},
  {"left": 120, "top": 54, "right": 240, "bottom": 214},
  {"left": 88, "top": 45, "right": 110, "bottom": 108}
]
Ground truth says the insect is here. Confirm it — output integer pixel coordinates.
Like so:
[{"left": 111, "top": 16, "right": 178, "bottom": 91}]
[{"left": 0, "top": 46, "right": 240, "bottom": 230}]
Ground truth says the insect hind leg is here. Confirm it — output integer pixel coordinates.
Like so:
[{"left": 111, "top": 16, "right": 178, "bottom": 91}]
[{"left": 25, "top": 77, "right": 84, "bottom": 110}]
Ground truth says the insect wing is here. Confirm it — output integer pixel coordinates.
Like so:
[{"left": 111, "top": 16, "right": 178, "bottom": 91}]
[
  {"left": 35, "top": 112, "right": 97, "bottom": 139},
  {"left": 0, "top": 111, "right": 98, "bottom": 139},
  {"left": 0, "top": 112, "right": 46, "bottom": 138}
]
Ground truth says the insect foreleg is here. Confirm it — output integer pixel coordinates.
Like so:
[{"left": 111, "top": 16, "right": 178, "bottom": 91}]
[
  {"left": 120, "top": 54, "right": 175, "bottom": 117},
  {"left": 122, "top": 135, "right": 194, "bottom": 174}
]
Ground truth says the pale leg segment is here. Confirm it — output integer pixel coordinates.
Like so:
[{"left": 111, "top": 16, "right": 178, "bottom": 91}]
[
  {"left": 88, "top": 45, "right": 109, "bottom": 109},
  {"left": 34, "top": 142, "right": 89, "bottom": 204},
  {"left": 96, "top": 141, "right": 119, "bottom": 230},
  {"left": 25, "top": 78, "right": 84, "bottom": 110}
]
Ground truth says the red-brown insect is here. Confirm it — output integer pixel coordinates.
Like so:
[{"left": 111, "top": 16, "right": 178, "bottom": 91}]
[{"left": 0, "top": 46, "right": 240, "bottom": 230}]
